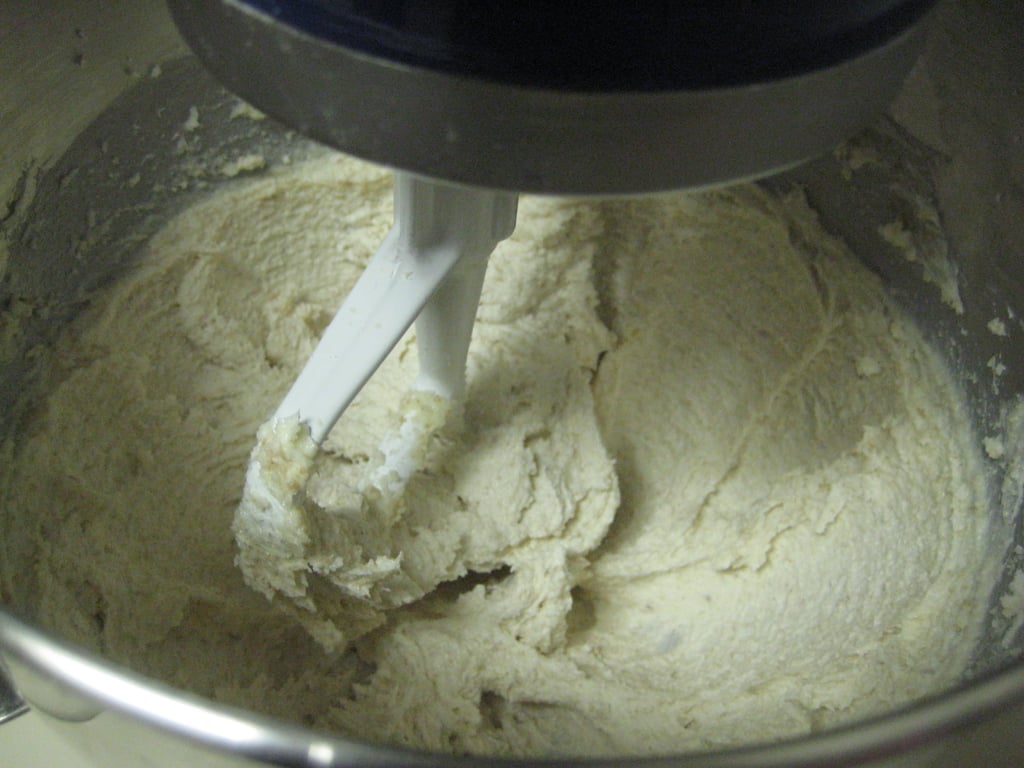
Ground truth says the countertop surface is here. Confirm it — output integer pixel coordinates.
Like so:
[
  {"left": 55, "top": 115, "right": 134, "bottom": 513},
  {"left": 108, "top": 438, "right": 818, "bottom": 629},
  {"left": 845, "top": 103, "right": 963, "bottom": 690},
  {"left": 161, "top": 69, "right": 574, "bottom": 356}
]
[{"left": 0, "top": 710, "right": 100, "bottom": 768}]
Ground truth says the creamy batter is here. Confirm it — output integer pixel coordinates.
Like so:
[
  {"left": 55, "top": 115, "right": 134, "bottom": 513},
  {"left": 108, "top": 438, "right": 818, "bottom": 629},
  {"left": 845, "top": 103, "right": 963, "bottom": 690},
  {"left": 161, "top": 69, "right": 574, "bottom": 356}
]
[{"left": 0, "top": 154, "right": 993, "bottom": 757}]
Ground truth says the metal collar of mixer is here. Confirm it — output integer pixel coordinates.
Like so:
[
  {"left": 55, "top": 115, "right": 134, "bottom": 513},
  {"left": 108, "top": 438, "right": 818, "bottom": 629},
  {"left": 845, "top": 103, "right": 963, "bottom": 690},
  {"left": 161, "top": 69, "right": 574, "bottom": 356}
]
[{"left": 166, "top": 0, "right": 929, "bottom": 195}]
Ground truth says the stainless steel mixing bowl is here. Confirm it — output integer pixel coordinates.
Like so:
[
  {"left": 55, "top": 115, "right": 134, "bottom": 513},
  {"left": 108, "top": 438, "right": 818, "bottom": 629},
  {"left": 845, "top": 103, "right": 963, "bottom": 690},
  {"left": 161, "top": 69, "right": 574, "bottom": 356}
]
[{"left": 1, "top": 1, "right": 1023, "bottom": 766}]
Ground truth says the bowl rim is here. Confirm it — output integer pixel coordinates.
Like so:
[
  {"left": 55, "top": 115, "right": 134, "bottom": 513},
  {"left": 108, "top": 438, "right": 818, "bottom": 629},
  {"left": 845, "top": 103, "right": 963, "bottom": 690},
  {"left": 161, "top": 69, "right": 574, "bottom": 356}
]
[{"left": 2, "top": 608, "right": 1023, "bottom": 767}]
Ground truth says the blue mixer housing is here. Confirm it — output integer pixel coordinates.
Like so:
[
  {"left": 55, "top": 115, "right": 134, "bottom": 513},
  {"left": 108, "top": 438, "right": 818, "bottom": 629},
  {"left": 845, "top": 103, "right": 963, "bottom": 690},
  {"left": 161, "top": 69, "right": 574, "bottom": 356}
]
[{"left": 238, "top": 0, "right": 935, "bottom": 89}]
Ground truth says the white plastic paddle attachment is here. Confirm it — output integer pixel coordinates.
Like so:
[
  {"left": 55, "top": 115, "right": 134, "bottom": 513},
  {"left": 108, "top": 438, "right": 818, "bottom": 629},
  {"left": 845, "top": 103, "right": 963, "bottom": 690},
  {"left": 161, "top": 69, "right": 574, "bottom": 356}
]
[
  {"left": 237, "top": 175, "right": 517, "bottom": 562},
  {"left": 275, "top": 173, "right": 517, "bottom": 444}
]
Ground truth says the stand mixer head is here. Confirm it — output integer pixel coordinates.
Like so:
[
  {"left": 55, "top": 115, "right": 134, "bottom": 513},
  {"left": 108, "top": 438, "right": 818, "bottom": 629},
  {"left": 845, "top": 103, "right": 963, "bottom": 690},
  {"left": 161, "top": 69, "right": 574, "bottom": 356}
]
[{"left": 168, "top": 0, "right": 936, "bottom": 194}]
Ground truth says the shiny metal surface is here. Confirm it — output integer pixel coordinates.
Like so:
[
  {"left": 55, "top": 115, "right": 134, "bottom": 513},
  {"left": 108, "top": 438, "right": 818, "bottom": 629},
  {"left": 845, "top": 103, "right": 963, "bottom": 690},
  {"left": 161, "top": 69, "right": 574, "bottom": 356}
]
[
  {"left": 2, "top": 607, "right": 1024, "bottom": 767},
  {"left": 1, "top": 1, "right": 1023, "bottom": 766},
  {"left": 0, "top": 658, "right": 28, "bottom": 725},
  {"left": 165, "top": 0, "right": 926, "bottom": 194}
]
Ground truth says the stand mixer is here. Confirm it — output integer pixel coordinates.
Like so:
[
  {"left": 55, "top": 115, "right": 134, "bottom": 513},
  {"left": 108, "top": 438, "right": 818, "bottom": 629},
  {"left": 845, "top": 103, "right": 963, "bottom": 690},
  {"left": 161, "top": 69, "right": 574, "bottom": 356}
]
[
  {"left": 166, "top": 0, "right": 937, "bottom": 532},
  {"left": 5, "top": 2, "right": 1024, "bottom": 767}
]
